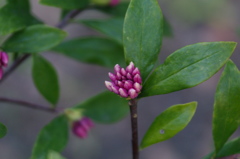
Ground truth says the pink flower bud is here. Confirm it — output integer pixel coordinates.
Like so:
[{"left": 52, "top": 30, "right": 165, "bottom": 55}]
[
  {"left": 0, "top": 68, "right": 3, "bottom": 80},
  {"left": 126, "top": 62, "right": 135, "bottom": 73},
  {"left": 72, "top": 117, "right": 94, "bottom": 139},
  {"left": 119, "top": 88, "right": 128, "bottom": 98},
  {"left": 133, "top": 74, "right": 142, "bottom": 83},
  {"left": 129, "top": 88, "right": 138, "bottom": 99},
  {"left": 118, "top": 81, "right": 123, "bottom": 87},
  {"left": 124, "top": 80, "right": 133, "bottom": 90},
  {"left": 114, "top": 64, "right": 121, "bottom": 73},
  {"left": 121, "top": 68, "right": 127, "bottom": 76},
  {"left": 133, "top": 82, "right": 142, "bottom": 93},
  {"left": 0, "top": 52, "right": 8, "bottom": 67},
  {"left": 112, "top": 85, "right": 120, "bottom": 94},
  {"left": 127, "top": 73, "right": 132, "bottom": 80},
  {"left": 105, "top": 81, "right": 113, "bottom": 92},
  {"left": 108, "top": 72, "right": 116, "bottom": 82},
  {"left": 116, "top": 72, "right": 122, "bottom": 80},
  {"left": 132, "top": 68, "right": 140, "bottom": 76},
  {"left": 109, "top": 0, "right": 120, "bottom": 6}
]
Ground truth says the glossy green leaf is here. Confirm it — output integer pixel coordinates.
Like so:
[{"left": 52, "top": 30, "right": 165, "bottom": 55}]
[
  {"left": 0, "top": 122, "right": 7, "bottom": 138},
  {"left": 140, "top": 42, "right": 237, "bottom": 98},
  {"left": 52, "top": 37, "right": 125, "bottom": 68},
  {"left": 47, "top": 151, "right": 66, "bottom": 159},
  {"left": 39, "top": 0, "right": 89, "bottom": 10},
  {"left": 74, "top": 91, "right": 129, "bottom": 123},
  {"left": 79, "top": 18, "right": 124, "bottom": 44},
  {"left": 0, "top": 0, "right": 40, "bottom": 35},
  {"left": 32, "top": 54, "right": 59, "bottom": 105},
  {"left": 140, "top": 102, "right": 197, "bottom": 149},
  {"left": 213, "top": 60, "right": 240, "bottom": 153},
  {"left": 96, "top": 2, "right": 129, "bottom": 17},
  {"left": 31, "top": 115, "right": 69, "bottom": 159},
  {"left": 123, "top": 0, "right": 163, "bottom": 81},
  {"left": 2, "top": 25, "right": 67, "bottom": 53},
  {"left": 203, "top": 137, "right": 240, "bottom": 159}
]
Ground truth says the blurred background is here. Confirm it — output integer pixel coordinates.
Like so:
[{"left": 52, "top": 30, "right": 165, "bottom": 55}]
[{"left": 0, "top": 0, "right": 240, "bottom": 159}]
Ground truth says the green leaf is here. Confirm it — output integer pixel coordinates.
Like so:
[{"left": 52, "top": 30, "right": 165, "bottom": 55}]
[
  {"left": 123, "top": 0, "right": 163, "bottom": 81},
  {"left": 47, "top": 151, "right": 66, "bottom": 159},
  {"left": 39, "top": 0, "right": 89, "bottom": 10},
  {"left": 140, "top": 102, "right": 197, "bottom": 149},
  {"left": 2, "top": 24, "right": 67, "bottom": 53},
  {"left": 79, "top": 18, "right": 124, "bottom": 44},
  {"left": 74, "top": 91, "right": 129, "bottom": 123},
  {"left": 52, "top": 37, "right": 125, "bottom": 68},
  {"left": 32, "top": 54, "right": 59, "bottom": 105},
  {"left": 140, "top": 42, "right": 237, "bottom": 98},
  {"left": 203, "top": 137, "right": 240, "bottom": 159},
  {"left": 213, "top": 60, "right": 240, "bottom": 153},
  {"left": 163, "top": 16, "right": 173, "bottom": 37},
  {"left": 0, "top": 122, "right": 7, "bottom": 138},
  {"left": 0, "top": 0, "right": 40, "bottom": 35},
  {"left": 31, "top": 115, "right": 69, "bottom": 159},
  {"left": 96, "top": 2, "right": 129, "bottom": 17}
]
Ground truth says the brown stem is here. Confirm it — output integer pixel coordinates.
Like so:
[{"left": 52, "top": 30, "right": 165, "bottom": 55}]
[
  {"left": 0, "top": 9, "right": 83, "bottom": 84},
  {"left": 129, "top": 99, "right": 139, "bottom": 159},
  {"left": 0, "top": 97, "right": 60, "bottom": 113},
  {"left": 217, "top": 154, "right": 240, "bottom": 159}
]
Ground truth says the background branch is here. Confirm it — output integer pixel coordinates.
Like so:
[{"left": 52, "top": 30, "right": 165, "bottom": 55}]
[{"left": 217, "top": 154, "right": 240, "bottom": 159}]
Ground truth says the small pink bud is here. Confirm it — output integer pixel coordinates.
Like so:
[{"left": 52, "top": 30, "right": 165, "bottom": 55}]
[
  {"left": 109, "top": 0, "right": 120, "bottom": 6},
  {"left": 124, "top": 80, "right": 133, "bottom": 90},
  {"left": 114, "top": 64, "right": 121, "bottom": 73},
  {"left": 105, "top": 81, "right": 113, "bottom": 91},
  {"left": 128, "top": 88, "right": 138, "bottom": 99},
  {"left": 126, "top": 62, "right": 135, "bottom": 73},
  {"left": 133, "top": 82, "right": 142, "bottom": 93},
  {"left": 108, "top": 72, "right": 116, "bottom": 82},
  {"left": 112, "top": 85, "right": 120, "bottom": 94},
  {"left": 72, "top": 117, "right": 94, "bottom": 139},
  {"left": 116, "top": 72, "right": 122, "bottom": 80},
  {"left": 132, "top": 68, "right": 140, "bottom": 76},
  {"left": 118, "top": 81, "right": 123, "bottom": 87},
  {"left": 0, "top": 68, "right": 2, "bottom": 80},
  {"left": 122, "top": 76, "right": 126, "bottom": 80},
  {"left": 133, "top": 74, "right": 142, "bottom": 83},
  {"left": 0, "top": 52, "right": 8, "bottom": 67},
  {"left": 127, "top": 73, "right": 132, "bottom": 80},
  {"left": 119, "top": 88, "right": 128, "bottom": 98},
  {"left": 121, "top": 68, "right": 127, "bottom": 76}
]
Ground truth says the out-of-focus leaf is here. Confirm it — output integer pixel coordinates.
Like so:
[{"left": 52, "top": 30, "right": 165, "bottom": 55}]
[
  {"left": 213, "top": 60, "right": 240, "bottom": 153},
  {"left": 140, "top": 42, "right": 237, "bottom": 98},
  {"left": 39, "top": 0, "right": 89, "bottom": 10},
  {"left": 96, "top": 2, "right": 129, "bottom": 17},
  {"left": 203, "top": 137, "right": 240, "bottom": 159},
  {"left": 2, "top": 25, "right": 67, "bottom": 53},
  {"left": 123, "top": 0, "right": 163, "bottom": 81},
  {"left": 140, "top": 102, "right": 197, "bottom": 149},
  {"left": 78, "top": 18, "right": 124, "bottom": 44},
  {"left": 74, "top": 91, "right": 129, "bottom": 123},
  {"left": 163, "top": 16, "right": 173, "bottom": 37},
  {"left": 51, "top": 37, "right": 125, "bottom": 68},
  {"left": 47, "top": 151, "right": 66, "bottom": 159},
  {"left": 0, "top": 122, "right": 7, "bottom": 138},
  {"left": 0, "top": 0, "right": 40, "bottom": 35},
  {"left": 31, "top": 115, "right": 69, "bottom": 159},
  {"left": 32, "top": 55, "right": 59, "bottom": 105}
]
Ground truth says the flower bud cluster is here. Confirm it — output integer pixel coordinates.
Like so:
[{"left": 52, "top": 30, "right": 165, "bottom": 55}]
[
  {"left": 72, "top": 117, "right": 94, "bottom": 139},
  {"left": 105, "top": 62, "right": 142, "bottom": 99},
  {"left": 0, "top": 51, "right": 8, "bottom": 79}
]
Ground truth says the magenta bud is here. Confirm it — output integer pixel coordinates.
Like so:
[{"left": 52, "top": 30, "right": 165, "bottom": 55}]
[
  {"left": 124, "top": 80, "right": 133, "bottom": 90},
  {"left": 114, "top": 64, "right": 121, "bottom": 73},
  {"left": 122, "top": 76, "right": 126, "bottom": 80},
  {"left": 105, "top": 81, "right": 113, "bottom": 91},
  {"left": 112, "top": 85, "right": 120, "bottom": 94},
  {"left": 0, "top": 68, "right": 2, "bottom": 80},
  {"left": 126, "top": 62, "right": 135, "bottom": 73},
  {"left": 118, "top": 81, "right": 123, "bottom": 87},
  {"left": 121, "top": 68, "right": 127, "bottom": 76},
  {"left": 133, "top": 82, "right": 142, "bottom": 93},
  {"left": 127, "top": 73, "right": 132, "bottom": 80},
  {"left": 0, "top": 52, "right": 8, "bottom": 67},
  {"left": 116, "top": 72, "right": 122, "bottom": 80},
  {"left": 119, "top": 88, "right": 128, "bottom": 98},
  {"left": 132, "top": 68, "right": 140, "bottom": 76},
  {"left": 72, "top": 117, "right": 94, "bottom": 139},
  {"left": 133, "top": 74, "right": 142, "bottom": 84},
  {"left": 109, "top": 0, "right": 120, "bottom": 6},
  {"left": 128, "top": 88, "right": 138, "bottom": 99},
  {"left": 73, "top": 126, "right": 88, "bottom": 139},
  {"left": 108, "top": 72, "right": 116, "bottom": 82}
]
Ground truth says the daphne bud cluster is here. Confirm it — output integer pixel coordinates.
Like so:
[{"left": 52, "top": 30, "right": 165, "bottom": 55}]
[
  {"left": 0, "top": 51, "right": 8, "bottom": 79},
  {"left": 105, "top": 62, "right": 142, "bottom": 99},
  {"left": 109, "top": 0, "right": 120, "bottom": 6},
  {"left": 72, "top": 117, "right": 94, "bottom": 139}
]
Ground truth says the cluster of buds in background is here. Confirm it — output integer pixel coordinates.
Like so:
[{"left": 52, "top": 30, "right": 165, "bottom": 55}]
[
  {"left": 0, "top": 51, "right": 8, "bottom": 79},
  {"left": 105, "top": 62, "right": 142, "bottom": 99},
  {"left": 72, "top": 117, "right": 94, "bottom": 139}
]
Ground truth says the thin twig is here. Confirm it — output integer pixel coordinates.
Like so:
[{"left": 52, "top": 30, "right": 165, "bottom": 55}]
[
  {"left": 129, "top": 99, "right": 139, "bottom": 159},
  {"left": 0, "top": 97, "right": 60, "bottom": 113},
  {"left": 0, "top": 9, "right": 82, "bottom": 84}
]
